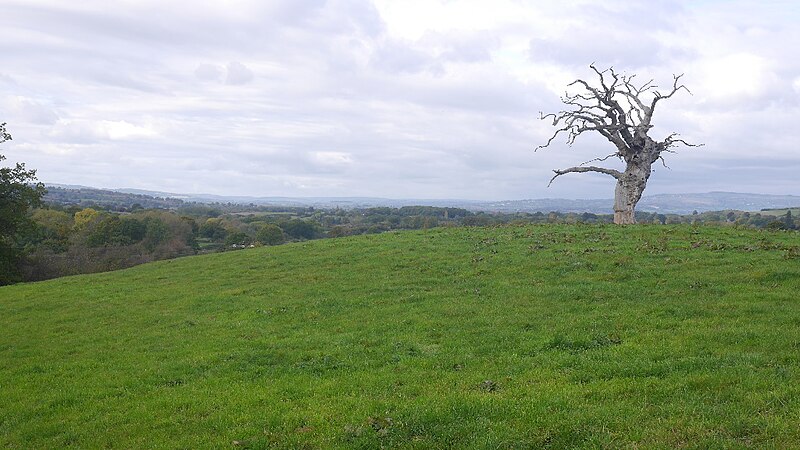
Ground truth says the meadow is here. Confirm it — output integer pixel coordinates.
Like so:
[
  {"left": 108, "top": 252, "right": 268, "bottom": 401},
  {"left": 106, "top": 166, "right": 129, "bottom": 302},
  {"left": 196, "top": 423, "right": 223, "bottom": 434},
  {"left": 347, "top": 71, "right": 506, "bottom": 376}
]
[
  {"left": 760, "top": 208, "right": 800, "bottom": 217},
  {"left": 1, "top": 224, "right": 799, "bottom": 448}
]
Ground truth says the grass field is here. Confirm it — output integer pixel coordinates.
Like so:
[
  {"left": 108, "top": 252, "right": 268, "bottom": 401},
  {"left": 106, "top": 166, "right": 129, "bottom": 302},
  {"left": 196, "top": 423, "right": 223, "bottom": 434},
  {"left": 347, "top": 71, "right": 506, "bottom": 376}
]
[
  {"left": 760, "top": 208, "right": 800, "bottom": 217},
  {"left": 2, "top": 225, "right": 800, "bottom": 448}
]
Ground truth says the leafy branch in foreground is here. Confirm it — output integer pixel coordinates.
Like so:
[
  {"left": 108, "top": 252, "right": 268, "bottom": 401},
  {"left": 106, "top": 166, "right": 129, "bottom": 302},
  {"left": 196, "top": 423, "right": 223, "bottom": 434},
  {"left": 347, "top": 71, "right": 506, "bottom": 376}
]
[{"left": 1, "top": 122, "right": 46, "bottom": 284}]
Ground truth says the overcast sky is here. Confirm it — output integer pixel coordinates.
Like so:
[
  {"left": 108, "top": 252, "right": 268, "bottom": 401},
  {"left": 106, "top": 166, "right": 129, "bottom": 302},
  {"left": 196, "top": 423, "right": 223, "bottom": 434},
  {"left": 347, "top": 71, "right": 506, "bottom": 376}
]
[{"left": 2, "top": 0, "right": 799, "bottom": 200}]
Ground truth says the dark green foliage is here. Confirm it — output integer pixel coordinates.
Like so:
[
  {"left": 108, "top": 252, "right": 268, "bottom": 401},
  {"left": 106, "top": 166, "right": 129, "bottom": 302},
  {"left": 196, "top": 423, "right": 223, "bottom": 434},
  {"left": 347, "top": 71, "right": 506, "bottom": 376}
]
[
  {"left": 0, "top": 123, "right": 46, "bottom": 284},
  {"left": 463, "top": 215, "right": 492, "bottom": 226},
  {"left": 120, "top": 217, "right": 147, "bottom": 242},
  {"left": 784, "top": 210, "right": 795, "bottom": 230},
  {"left": 85, "top": 216, "right": 148, "bottom": 247},
  {"left": 27, "top": 209, "right": 72, "bottom": 253},
  {"left": 256, "top": 223, "right": 284, "bottom": 245},
  {"left": 142, "top": 217, "right": 168, "bottom": 250},
  {"left": 179, "top": 216, "right": 200, "bottom": 250},
  {"left": 767, "top": 220, "right": 788, "bottom": 231},
  {"left": 327, "top": 225, "right": 349, "bottom": 238},
  {"left": 224, "top": 231, "right": 252, "bottom": 247},
  {"left": 198, "top": 218, "right": 228, "bottom": 241},
  {"left": 401, "top": 215, "right": 438, "bottom": 229},
  {"left": 0, "top": 245, "right": 19, "bottom": 283},
  {"left": 280, "top": 219, "right": 317, "bottom": 240},
  {"left": 397, "top": 206, "right": 470, "bottom": 218},
  {"left": 85, "top": 215, "right": 123, "bottom": 247},
  {"left": 21, "top": 210, "right": 197, "bottom": 281}
]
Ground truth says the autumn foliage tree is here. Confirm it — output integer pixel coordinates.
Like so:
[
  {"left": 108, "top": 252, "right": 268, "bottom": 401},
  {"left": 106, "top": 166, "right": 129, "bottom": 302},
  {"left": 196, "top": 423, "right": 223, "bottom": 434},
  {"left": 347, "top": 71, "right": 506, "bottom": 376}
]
[{"left": 537, "top": 65, "right": 700, "bottom": 224}]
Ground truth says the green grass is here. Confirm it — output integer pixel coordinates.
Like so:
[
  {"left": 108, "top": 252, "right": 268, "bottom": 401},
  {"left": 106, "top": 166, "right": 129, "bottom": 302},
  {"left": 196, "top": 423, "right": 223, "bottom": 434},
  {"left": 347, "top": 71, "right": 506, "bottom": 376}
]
[{"left": 2, "top": 224, "right": 800, "bottom": 448}]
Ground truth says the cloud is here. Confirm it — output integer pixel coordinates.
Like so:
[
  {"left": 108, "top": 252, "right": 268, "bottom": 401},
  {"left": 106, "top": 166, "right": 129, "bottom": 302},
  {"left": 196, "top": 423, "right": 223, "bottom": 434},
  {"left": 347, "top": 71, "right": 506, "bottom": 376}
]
[
  {"left": 225, "top": 61, "right": 254, "bottom": 85},
  {"left": 0, "top": 73, "right": 16, "bottom": 85},
  {"left": 311, "top": 151, "right": 353, "bottom": 165},
  {"left": 48, "top": 119, "right": 157, "bottom": 142},
  {"left": 2, "top": 0, "right": 799, "bottom": 199},
  {"left": 99, "top": 120, "right": 157, "bottom": 140},
  {"left": 435, "top": 32, "right": 496, "bottom": 64},
  {"left": 369, "top": 30, "right": 499, "bottom": 75},
  {"left": 4, "top": 96, "right": 59, "bottom": 125},
  {"left": 691, "top": 53, "right": 781, "bottom": 108},
  {"left": 371, "top": 39, "right": 440, "bottom": 74},
  {"left": 195, "top": 63, "right": 223, "bottom": 82},
  {"left": 526, "top": 1, "right": 688, "bottom": 69},
  {"left": 194, "top": 62, "right": 255, "bottom": 85}
]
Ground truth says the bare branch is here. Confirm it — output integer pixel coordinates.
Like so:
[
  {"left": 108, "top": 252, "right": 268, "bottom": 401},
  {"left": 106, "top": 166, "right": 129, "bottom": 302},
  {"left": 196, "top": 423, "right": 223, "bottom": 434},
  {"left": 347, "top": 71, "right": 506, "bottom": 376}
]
[
  {"left": 581, "top": 152, "right": 621, "bottom": 166},
  {"left": 651, "top": 74, "right": 691, "bottom": 113},
  {"left": 663, "top": 132, "right": 704, "bottom": 151},
  {"left": 670, "top": 139, "right": 702, "bottom": 148},
  {"left": 589, "top": 63, "right": 611, "bottom": 91},
  {"left": 535, "top": 125, "right": 572, "bottom": 151},
  {"left": 548, "top": 165, "right": 622, "bottom": 186},
  {"left": 538, "top": 65, "right": 700, "bottom": 165}
]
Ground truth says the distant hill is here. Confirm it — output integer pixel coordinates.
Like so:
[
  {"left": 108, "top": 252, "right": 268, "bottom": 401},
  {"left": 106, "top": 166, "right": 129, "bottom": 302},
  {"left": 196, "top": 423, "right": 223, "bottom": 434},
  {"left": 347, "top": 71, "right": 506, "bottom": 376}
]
[
  {"left": 45, "top": 184, "right": 800, "bottom": 214},
  {"left": 483, "top": 192, "right": 800, "bottom": 214},
  {"left": 637, "top": 192, "right": 800, "bottom": 214},
  {"left": 44, "top": 185, "right": 185, "bottom": 210}
]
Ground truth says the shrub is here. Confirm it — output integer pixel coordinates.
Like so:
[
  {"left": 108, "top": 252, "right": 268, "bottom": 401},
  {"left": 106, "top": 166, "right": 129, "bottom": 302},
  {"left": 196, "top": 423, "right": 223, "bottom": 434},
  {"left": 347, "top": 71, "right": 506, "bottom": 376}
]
[{"left": 256, "top": 224, "right": 284, "bottom": 245}]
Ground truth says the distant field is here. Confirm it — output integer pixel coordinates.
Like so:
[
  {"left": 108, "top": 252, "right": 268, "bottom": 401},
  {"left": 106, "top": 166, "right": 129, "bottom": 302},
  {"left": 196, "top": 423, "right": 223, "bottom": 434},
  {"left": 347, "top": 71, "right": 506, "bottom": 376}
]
[
  {"left": 2, "top": 225, "right": 800, "bottom": 448},
  {"left": 760, "top": 207, "right": 800, "bottom": 216}
]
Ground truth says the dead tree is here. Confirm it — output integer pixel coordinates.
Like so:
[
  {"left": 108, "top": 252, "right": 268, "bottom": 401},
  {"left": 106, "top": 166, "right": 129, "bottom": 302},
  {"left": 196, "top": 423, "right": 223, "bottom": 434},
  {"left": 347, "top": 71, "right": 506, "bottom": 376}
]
[{"left": 537, "top": 65, "right": 700, "bottom": 224}]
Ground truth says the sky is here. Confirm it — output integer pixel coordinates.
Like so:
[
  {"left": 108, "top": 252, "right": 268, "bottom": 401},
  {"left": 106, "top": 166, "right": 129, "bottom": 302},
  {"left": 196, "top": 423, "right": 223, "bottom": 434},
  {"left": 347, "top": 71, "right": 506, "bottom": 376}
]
[{"left": 1, "top": 0, "right": 799, "bottom": 200}]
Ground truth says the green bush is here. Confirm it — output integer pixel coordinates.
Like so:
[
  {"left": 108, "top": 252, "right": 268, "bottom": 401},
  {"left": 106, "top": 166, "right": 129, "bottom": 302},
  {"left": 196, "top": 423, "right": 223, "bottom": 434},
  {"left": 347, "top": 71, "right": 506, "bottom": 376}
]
[{"left": 256, "top": 224, "right": 284, "bottom": 245}]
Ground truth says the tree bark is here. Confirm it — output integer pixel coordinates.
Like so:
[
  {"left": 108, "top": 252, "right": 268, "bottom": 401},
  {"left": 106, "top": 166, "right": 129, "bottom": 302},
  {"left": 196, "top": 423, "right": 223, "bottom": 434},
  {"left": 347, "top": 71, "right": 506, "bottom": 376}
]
[{"left": 613, "top": 162, "right": 651, "bottom": 224}]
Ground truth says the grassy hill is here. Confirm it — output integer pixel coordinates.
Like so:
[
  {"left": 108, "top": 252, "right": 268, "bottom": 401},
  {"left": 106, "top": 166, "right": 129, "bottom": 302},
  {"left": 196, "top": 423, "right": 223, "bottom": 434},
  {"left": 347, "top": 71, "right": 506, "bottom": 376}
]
[{"left": 2, "top": 225, "right": 800, "bottom": 448}]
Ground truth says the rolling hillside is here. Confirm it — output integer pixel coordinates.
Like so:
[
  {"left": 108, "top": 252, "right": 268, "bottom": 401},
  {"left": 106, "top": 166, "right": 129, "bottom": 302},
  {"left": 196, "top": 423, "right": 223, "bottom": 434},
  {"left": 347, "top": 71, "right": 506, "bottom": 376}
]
[{"left": 2, "top": 225, "right": 800, "bottom": 448}]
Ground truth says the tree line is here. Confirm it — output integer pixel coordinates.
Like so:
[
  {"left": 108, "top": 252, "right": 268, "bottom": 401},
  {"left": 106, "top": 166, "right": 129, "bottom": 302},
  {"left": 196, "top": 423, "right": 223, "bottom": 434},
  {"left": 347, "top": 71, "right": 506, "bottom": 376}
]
[{"left": 0, "top": 200, "right": 792, "bottom": 283}]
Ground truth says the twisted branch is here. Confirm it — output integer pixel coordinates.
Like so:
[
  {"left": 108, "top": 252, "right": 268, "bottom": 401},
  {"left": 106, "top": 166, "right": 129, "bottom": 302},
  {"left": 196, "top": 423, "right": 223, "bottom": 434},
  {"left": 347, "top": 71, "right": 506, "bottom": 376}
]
[
  {"left": 548, "top": 166, "right": 622, "bottom": 187},
  {"left": 537, "top": 65, "right": 700, "bottom": 188}
]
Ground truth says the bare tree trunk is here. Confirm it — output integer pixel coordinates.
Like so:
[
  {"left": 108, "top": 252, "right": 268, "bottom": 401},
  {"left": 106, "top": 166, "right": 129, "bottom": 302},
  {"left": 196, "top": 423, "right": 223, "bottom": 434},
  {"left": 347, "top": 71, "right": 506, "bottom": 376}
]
[{"left": 613, "top": 162, "right": 651, "bottom": 224}]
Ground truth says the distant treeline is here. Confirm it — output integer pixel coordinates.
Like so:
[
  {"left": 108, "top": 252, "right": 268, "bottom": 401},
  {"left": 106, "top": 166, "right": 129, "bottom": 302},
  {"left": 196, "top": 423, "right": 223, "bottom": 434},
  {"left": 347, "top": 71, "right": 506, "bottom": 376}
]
[
  {"left": 8, "top": 191, "right": 798, "bottom": 283},
  {"left": 44, "top": 186, "right": 186, "bottom": 210}
]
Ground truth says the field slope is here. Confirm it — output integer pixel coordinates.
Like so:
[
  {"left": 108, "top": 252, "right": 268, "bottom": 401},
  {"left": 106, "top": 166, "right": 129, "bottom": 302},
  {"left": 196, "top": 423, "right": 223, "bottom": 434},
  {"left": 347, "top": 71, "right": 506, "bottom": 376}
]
[{"left": 2, "top": 225, "right": 800, "bottom": 448}]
